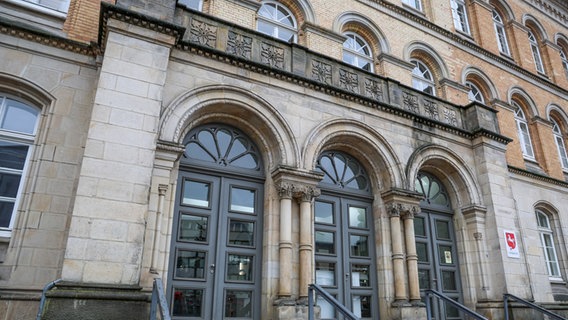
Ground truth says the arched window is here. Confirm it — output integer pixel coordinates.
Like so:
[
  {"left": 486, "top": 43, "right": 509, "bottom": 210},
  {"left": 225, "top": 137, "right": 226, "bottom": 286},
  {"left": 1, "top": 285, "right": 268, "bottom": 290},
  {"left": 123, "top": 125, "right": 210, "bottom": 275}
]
[
  {"left": 560, "top": 45, "right": 568, "bottom": 80},
  {"left": 178, "top": 0, "right": 203, "bottom": 10},
  {"left": 257, "top": 1, "right": 297, "bottom": 42},
  {"left": 343, "top": 32, "right": 373, "bottom": 72},
  {"left": 450, "top": 0, "right": 470, "bottom": 34},
  {"left": 411, "top": 59, "right": 436, "bottom": 95},
  {"left": 492, "top": 10, "right": 510, "bottom": 56},
  {"left": 466, "top": 81, "right": 484, "bottom": 103},
  {"left": 528, "top": 30, "right": 545, "bottom": 74},
  {"left": 402, "top": 0, "right": 422, "bottom": 11},
  {"left": 536, "top": 210, "right": 561, "bottom": 278},
  {"left": 551, "top": 119, "right": 568, "bottom": 169},
  {"left": 513, "top": 102, "right": 535, "bottom": 159},
  {"left": 0, "top": 95, "right": 40, "bottom": 235}
]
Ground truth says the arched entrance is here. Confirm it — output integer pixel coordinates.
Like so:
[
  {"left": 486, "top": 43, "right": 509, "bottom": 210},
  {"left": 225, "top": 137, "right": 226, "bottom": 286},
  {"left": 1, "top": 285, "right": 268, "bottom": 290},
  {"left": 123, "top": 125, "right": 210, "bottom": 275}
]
[
  {"left": 313, "top": 151, "right": 379, "bottom": 319},
  {"left": 415, "top": 172, "right": 463, "bottom": 319},
  {"left": 168, "top": 124, "right": 264, "bottom": 319}
]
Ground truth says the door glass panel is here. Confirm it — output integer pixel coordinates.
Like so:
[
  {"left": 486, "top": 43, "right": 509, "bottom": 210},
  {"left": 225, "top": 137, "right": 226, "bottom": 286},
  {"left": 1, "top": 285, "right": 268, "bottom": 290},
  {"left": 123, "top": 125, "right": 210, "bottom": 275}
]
[
  {"left": 352, "top": 295, "right": 371, "bottom": 317},
  {"left": 349, "top": 206, "right": 367, "bottom": 228},
  {"left": 414, "top": 216, "right": 426, "bottom": 237},
  {"left": 317, "top": 295, "right": 336, "bottom": 319},
  {"left": 439, "top": 245, "right": 453, "bottom": 265},
  {"left": 316, "top": 262, "right": 336, "bottom": 286},
  {"left": 436, "top": 220, "right": 450, "bottom": 240},
  {"left": 418, "top": 269, "right": 430, "bottom": 289},
  {"left": 227, "top": 254, "right": 253, "bottom": 281},
  {"left": 350, "top": 235, "right": 369, "bottom": 257},
  {"left": 315, "top": 231, "right": 335, "bottom": 254},
  {"left": 175, "top": 250, "right": 206, "bottom": 279},
  {"left": 351, "top": 264, "right": 370, "bottom": 287},
  {"left": 179, "top": 214, "right": 208, "bottom": 242},
  {"left": 183, "top": 180, "right": 210, "bottom": 207},
  {"left": 445, "top": 299, "right": 460, "bottom": 317},
  {"left": 172, "top": 288, "right": 203, "bottom": 317},
  {"left": 225, "top": 290, "right": 252, "bottom": 318},
  {"left": 315, "top": 201, "right": 334, "bottom": 224},
  {"left": 442, "top": 271, "right": 457, "bottom": 291},
  {"left": 416, "top": 242, "right": 428, "bottom": 262},
  {"left": 230, "top": 187, "right": 255, "bottom": 214},
  {"left": 228, "top": 220, "right": 254, "bottom": 247}
]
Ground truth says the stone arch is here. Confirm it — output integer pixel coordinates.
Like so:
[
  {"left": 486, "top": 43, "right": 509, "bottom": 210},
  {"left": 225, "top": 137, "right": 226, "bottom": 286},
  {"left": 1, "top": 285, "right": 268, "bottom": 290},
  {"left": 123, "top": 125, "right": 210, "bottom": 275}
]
[
  {"left": 461, "top": 66, "right": 499, "bottom": 102},
  {"left": 508, "top": 86, "right": 539, "bottom": 117},
  {"left": 0, "top": 71, "right": 54, "bottom": 109},
  {"left": 522, "top": 14, "right": 548, "bottom": 41},
  {"left": 302, "top": 118, "right": 404, "bottom": 192},
  {"left": 547, "top": 104, "right": 568, "bottom": 126},
  {"left": 406, "top": 144, "right": 483, "bottom": 209},
  {"left": 404, "top": 41, "right": 450, "bottom": 81},
  {"left": 159, "top": 84, "right": 299, "bottom": 170},
  {"left": 332, "top": 11, "right": 390, "bottom": 55},
  {"left": 490, "top": 0, "right": 515, "bottom": 22},
  {"left": 265, "top": 0, "right": 317, "bottom": 27}
]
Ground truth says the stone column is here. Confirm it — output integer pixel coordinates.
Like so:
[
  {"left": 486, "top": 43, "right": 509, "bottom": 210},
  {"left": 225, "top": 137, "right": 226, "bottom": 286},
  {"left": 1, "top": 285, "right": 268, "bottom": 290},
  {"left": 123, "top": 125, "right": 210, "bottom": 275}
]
[
  {"left": 277, "top": 182, "right": 294, "bottom": 298},
  {"left": 297, "top": 186, "right": 320, "bottom": 299},
  {"left": 402, "top": 205, "right": 421, "bottom": 304},
  {"left": 387, "top": 203, "right": 407, "bottom": 303}
]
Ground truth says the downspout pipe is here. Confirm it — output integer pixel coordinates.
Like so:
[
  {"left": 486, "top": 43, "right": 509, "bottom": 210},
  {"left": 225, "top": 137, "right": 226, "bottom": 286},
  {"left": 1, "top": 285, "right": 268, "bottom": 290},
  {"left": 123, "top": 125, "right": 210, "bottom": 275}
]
[{"left": 36, "top": 279, "right": 61, "bottom": 320}]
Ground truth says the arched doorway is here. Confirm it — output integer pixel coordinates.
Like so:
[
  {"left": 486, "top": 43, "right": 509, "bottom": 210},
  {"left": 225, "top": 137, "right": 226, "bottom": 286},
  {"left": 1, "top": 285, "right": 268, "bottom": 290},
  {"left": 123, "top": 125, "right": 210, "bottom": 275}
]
[
  {"left": 314, "top": 151, "right": 379, "bottom": 319},
  {"left": 168, "top": 124, "right": 264, "bottom": 319},
  {"left": 415, "top": 172, "right": 463, "bottom": 320}
]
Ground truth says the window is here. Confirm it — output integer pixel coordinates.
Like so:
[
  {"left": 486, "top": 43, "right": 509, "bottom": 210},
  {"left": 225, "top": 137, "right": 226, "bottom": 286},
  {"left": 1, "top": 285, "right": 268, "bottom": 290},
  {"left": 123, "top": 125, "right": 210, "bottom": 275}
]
[
  {"left": 0, "top": 95, "right": 40, "bottom": 236},
  {"left": 450, "top": 0, "right": 470, "bottom": 34},
  {"left": 536, "top": 210, "right": 561, "bottom": 278},
  {"left": 560, "top": 47, "right": 568, "bottom": 80},
  {"left": 465, "top": 81, "right": 484, "bottom": 103},
  {"left": 528, "top": 30, "right": 545, "bottom": 74},
  {"left": 402, "top": 0, "right": 422, "bottom": 11},
  {"left": 257, "top": 1, "right": 297, "bottom": 42},
  {"left": 513, "top": 102, "right": 535, "bottom": 159},
  {"left": 492, "top": 10, "right": 510, "bottom": 55},
  {"left": 20, "top": 0, "right": 70, "bottom": 13},
  {"left": 411, "top": 59, "right": 436, "bottom": 95},
  {"left": 178, "top": 0, "right": 202, "bottom": 11},
  {"left": 343, "top": 32, "right": 373, "bottom": 72},
  {"left": 551, "top": 119, "right": 568, "bottom": 169}
]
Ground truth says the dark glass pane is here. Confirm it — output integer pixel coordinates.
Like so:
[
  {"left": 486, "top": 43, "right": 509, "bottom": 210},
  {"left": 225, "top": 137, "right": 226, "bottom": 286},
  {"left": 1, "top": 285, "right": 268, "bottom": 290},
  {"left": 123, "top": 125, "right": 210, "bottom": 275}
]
[
  {"left": 418, "top": 269, "right": 430, "bottom": 289},
  {"left": 315, "top": 201, "right": 334, "bottom": 224},
  {"left": 257, "top": 20, "right": 274, "bottom": 37},
  {"left": 216, "top": 129, "right": 232, "bottom": 158},
  {"left": 231, "top": 154, "right": 257, "bottom": 169},
  {"left": 0, "top": 172, "right": 21, "bottom": 198},
  {"left": 182, "top": 180, "right": 210, "bottom": 207},
  {"left": 2, "top": 99, "right": 39, "bottom": 134},
  {"left": 445, "top": 299, "right": 460, "bottom": 318},
  {"left": 319, "top": 156, "right": 334, "bottom": 180},
  {"left": 225, "top": 290, "right": 252, "bottom": 318},
  {"left": 442, "top": 271, "right": 457, "bottom": 291},
  {"left": 436, "top": 220, "right": 450, "bottom": 240},
  {"left": 186, "top": 142, "right": 214, "bottom": 162},
  {"left": 227, "top": 137, "right": 247, "bottom": 160},
  {"left": 0, "top": 201, "right": 15, "bottom": 228},
  {"left": 333, "top": 154, "right": 346, "bottom": 180},
  {"left": 172, "top": 288, "right": 203, "bottom": 317},
  {"left": 416, "top": 242, "right": 428, "bottom": 262},
  {"left": 351, "top": 264, "right": 370, "bottom": 287},
  {"left": 432, "top": 193, "right": 449, "bottom": 206},
  {"left": 227, "top": 254, "right": 253, "bottom": 281},
  {"left": 439, "top": 245, "right": 453, "bottom": 265},
  {"left": 315, "top": 231, "right": 335, "bottom": 254},
  {"left": 414, "top": 217, "right": 426, "bottom": 237},
  {"left": 179, "top": 214, "right": 208, "bottom": 242},
  {"left": 315, "top": 262, "right": 335, "bottom": 286},
  {"left": 349, "top": 206, "right": 367, "bottom": 228},
  {"left": 197, "top": 130, "right": 217, "bottom": 158},
  {"left": 230, "top": 187, "right": 255, "bottom": 214},
  {"left": 350, "top": 235, "right": 369, "bottom": 257},
  {"left": 0, "top": 141, "right": 28, "bottom": 170},
  {"left": 228, "top": 220, "right": 254, "bottom": 246},
  {"left": 352, "top": 295, "right": 371, "bottom": 318},
  {"left": 175, "top": 250, "right": 206, "bottom": 279}
]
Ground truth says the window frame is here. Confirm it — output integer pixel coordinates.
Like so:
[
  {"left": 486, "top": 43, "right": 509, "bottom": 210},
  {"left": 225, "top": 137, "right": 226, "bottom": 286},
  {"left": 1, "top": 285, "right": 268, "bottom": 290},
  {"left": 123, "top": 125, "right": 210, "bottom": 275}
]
[
  {"left": 450, "top": 0, "right": 470, "bottom": 34},
  {"left": 402, "top": 0, "right": 422, "bottom": 11},
  {"left": 559, "top": 46, "right": 568, "bottom": 80},
  {"left": 492, "top": 10, "right": 510, "bottom": 56},
  {"left": 10, "top": 0, "right": 70, "bottom": 14},
  {"left": 551, "top": 119, "right": 568, "bottom": 170},
  {"left": 513, "top": 102, "right": 535, "bottom": 160},
  {"left": 465, "top": 81, "right": 484, "bottom": 103},
  {"left": 342, "top": 32, "right": 374, "bottom": 72},
  {"left": 528, "top": 30, "right": 545, "bottom": 74},
  {"left": 177, "top": 0, "right": 203, "bottom": 11},
  {"left": 411, "top": 59, "right": 436, "bottom": 95},
  {"left": 536, "top": 210, "right": 562, "bottom": 280},
  {"left": 256, "top": 1, "right": 298, "bottom": 43}
]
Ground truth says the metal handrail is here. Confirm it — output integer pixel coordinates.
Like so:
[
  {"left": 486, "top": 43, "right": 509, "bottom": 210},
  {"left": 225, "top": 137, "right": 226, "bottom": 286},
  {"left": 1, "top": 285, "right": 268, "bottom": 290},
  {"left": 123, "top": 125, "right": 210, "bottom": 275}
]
[
  {"left": 425, "top": 289, "right": 487, "bottom": 320},
  {"left": 504, "top": 293, "right": 566, "bottom": 320},
  {"left": 36, "top": 279, "right": 61, "bottom": 320},
  {"left": 150, "top": 278, "right": 171, "bottom": 320},
  {"left": 308, "top": 284, "right": 359, "bottom": 320}
]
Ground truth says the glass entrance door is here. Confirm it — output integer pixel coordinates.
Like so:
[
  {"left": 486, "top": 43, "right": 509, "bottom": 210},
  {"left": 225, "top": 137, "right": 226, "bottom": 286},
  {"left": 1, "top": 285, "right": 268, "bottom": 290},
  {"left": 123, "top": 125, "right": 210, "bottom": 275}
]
[{"left": 169, "top": 171, "right": 263, "bottom": 319}]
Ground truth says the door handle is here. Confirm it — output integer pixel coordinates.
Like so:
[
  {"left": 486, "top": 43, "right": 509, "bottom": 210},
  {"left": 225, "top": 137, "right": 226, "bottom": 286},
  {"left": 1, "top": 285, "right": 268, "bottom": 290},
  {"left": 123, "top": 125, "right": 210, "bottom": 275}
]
[{"left": 209, "top": 264, "right": 216, "bottom": 274}]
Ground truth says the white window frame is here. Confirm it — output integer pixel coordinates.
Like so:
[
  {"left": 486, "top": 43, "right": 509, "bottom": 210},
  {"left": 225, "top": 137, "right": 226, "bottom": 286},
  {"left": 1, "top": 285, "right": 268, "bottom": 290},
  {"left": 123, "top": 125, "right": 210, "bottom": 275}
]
[
  {"left": 411, "top": 59, "right": 436, "bottom": 95},
  {"left": 450, "top": 0, "right": 470, "bottom": 34},
  {"left": 257, "top": 1, "right": 298, "bottom": 42},
  {"left": 492, "top": 10, "right": 510, "bottom": 56},
  {"left": 528, "top": 30, "right": 545, "bottom": 74},
  {"left": 342, "top": 32, "right": 374, "bottom": 72},
  {"left": 10, "top": 0, "right": 70, "bottom": 14},
  {"left": 513, "top": 102, "right": 535, "bottom": 160},
  {"left": 402, "top": 0, "right": 422, "bottom": 11},
  {"left": 0, "top": 95, "right": 40, "bottom": 237},
  {"left": 178, "top": 0, "right": 203, "bottom": 11},
  {"left": 560, "top": 47, "right": 568, "bottom": 80},
  {"left": 536, "top": 210, "right": 562, "bottom": 279},
  {"left": 551, "top": 119, "right": 568, "bottom": 170},
  {"left": 465, "top": 81, "right": 484, "bottom": 103}
]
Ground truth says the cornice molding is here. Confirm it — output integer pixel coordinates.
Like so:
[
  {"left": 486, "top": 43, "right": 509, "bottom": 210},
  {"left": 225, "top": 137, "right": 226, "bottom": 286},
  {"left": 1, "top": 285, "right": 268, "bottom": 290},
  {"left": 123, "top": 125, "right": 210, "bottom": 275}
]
[
  {"left": 509, "top": 165, "right": 568, "bottom": 188},
  {"left": 523, "top": 0, "right": 568, "bottom": 26}
]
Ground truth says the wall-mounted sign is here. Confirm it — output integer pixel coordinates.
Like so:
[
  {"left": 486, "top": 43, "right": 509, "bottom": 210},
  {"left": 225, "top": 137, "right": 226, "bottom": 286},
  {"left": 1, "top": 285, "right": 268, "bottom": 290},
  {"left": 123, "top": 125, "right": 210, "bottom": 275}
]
[{"left": 504, "top": 230, "right": 520, "bottom": 258}]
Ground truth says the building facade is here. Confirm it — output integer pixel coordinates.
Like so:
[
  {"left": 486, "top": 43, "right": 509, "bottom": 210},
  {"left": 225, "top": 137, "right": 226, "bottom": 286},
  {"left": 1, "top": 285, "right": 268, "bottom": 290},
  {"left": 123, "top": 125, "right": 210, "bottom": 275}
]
[{"left": 1, "top": 0, "right": 568, "bottom": 319}]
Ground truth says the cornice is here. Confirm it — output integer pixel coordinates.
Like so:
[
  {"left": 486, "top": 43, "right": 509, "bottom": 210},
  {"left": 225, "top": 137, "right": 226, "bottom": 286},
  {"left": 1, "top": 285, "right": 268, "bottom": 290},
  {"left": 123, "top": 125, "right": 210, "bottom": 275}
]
[
  {"left": 523, "top": 0, "right": 568, "bottom": 26},
  {"left": 509, "top": 165, "right": 568, "bottom": 188}
]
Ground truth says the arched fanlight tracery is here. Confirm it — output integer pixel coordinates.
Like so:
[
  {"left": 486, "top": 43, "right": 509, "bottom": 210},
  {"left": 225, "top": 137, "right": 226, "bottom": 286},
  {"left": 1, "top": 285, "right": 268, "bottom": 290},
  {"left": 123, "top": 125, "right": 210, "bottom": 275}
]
[
  {"left": 316, "top": 151, "right": 370, "bottom": 192},
  {"left": 415, "top": 172, "right": 451, "bottom": 210}
]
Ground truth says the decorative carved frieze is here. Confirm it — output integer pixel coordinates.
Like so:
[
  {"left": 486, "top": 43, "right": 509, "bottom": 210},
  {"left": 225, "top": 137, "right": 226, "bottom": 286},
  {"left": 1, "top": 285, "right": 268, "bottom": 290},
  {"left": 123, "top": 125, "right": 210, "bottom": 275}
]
[
  {"left": 386, "top": 202, "right": 420, "bottom": 218},
  {"left": 339, "top": 69, "right": 359, "bottom": 93},
  {"left": 227, "top": 31, "right": 252, "bottom": 59},
  {"left": 443, "top": 108, "right": 458, "bottom": 126},
  {"left": 311, "top": 60, "right": 332, "bottom": 85},
  {"left": 423, "top": 99, "right": 439, "bottom": 121},
  {"left": 364, "top": 78, "right": 383, "bottom": 101},
  {"left": 190, "top": 19, "right": 217, "bottom": 47},
  {"left": 276, "top": 182, "right": 295, "bottom": 199},
  {"left": 260, "top": 42, "right": 284, "bottom": 69},
  {"left": 403, "top": 91, "right": 419, "bottom": 114}
]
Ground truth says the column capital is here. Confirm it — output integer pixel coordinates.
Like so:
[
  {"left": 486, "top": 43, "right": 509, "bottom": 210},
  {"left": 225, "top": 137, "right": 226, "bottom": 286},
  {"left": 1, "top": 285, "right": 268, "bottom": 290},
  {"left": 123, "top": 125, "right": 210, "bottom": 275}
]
[
  {"left": 295, "top": 184, "right": 321, "bottom": 202},
  {"left": 275, "top": 182, "right": 295, "bottom": 199},
  {"left": 382, "top": 188, "right": 422, "bottom": 218}
]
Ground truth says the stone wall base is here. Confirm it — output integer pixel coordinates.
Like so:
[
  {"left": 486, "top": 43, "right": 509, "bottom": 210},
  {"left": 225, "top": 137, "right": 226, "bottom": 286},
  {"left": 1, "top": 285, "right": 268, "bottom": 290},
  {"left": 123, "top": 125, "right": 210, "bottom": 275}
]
[
  {"left": 390, "top": 303, "right": 427, "bottom": 320},
  {"left": 39, "top": 282, "right": 150, "bottom": 320},
  {"left": 275, "top": 301, "right": 317, "bottom": 320}
]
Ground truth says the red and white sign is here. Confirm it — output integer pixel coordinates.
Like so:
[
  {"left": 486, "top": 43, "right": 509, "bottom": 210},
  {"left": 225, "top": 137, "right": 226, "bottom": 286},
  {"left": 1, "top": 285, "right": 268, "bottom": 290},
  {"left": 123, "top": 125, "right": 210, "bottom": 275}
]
[{"left": 504, "top": 230, "right": 520, "bottom": 258}]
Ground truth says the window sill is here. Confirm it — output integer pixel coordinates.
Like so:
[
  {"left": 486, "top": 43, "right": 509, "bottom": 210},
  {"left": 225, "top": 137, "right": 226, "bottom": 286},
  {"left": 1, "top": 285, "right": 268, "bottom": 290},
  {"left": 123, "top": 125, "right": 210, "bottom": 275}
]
[
  {"left": 1, "top": 0, "right": 67, "bottom": 36},
  {"left": 401, "top": 4, "right": 426, "bottom": 18},
  {"left": 549, "top": 277, "right": 565, "bottom": 284}
]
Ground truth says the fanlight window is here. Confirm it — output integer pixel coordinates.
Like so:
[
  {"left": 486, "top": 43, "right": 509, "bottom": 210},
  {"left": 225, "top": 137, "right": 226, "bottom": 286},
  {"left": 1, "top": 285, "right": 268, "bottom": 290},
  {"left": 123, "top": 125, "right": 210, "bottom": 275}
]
[
  {"left": 182, "top": 125, "right": 262, "bottom": 172},
  {"left": 415, "top": 172, "right": 450, "bottom": 210},
  {"left": 342, "top": 32, "right": 373, "bottom": 72},
  {"left": 411, "top": 59, "right": 436, "bottom": 95},
  {"left": 316, "top": 151, "right": 369, "bottom": 192},
  {"left": 257, "top": 1, "right": 297, "bottom": 42},
  {"left": 466, "top": 81, "right": 484, "bottom": 103}
]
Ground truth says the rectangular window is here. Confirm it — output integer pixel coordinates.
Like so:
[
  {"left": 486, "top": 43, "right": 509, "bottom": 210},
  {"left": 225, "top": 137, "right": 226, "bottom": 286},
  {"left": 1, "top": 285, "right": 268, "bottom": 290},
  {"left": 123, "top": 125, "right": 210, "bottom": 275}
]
[
  {"left": 541, "top": 233, "right": 561, "bottom": 278},
  {"left": 402, "top": 0, "right": 422, "bottom": 11},
  {"left": 451, "top": 0, "right": 470, "bottom": 34}
]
